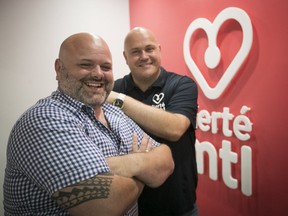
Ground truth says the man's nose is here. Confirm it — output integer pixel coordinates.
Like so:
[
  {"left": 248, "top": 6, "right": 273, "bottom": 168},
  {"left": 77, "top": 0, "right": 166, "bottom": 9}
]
[
  {"left": 140, "top": 50, "right": 149, "bottom": 59},
  {"left": 91, "top": 65, "right": 104, "bottom": 78}
]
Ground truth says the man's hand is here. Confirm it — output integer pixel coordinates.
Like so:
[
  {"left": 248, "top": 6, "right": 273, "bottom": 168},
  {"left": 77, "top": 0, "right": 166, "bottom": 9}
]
[
  {"left": 106, "top": 134, "right": 174, "bottom": 188},
  {"left": 131, "top": 133, "right": 152, "bottom": 153}
]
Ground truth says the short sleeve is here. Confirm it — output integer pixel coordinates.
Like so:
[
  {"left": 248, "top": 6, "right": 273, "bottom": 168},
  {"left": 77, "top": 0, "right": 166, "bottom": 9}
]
[
  {"left": 10, "top": 106, "right": 110, "bottom": 195},
  {"left": 165, "top": 76, "right": 198, "bottom": 129}
]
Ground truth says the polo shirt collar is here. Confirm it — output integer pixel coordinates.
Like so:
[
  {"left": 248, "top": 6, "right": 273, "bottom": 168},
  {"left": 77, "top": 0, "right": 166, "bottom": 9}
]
[{"left": 127, "top": 67, "right": 167, "bottom": 92}]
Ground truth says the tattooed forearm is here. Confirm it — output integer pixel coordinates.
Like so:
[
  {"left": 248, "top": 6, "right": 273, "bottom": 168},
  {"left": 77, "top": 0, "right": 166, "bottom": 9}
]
[{"left": 52, "top": 173, "right": 114, "bottom": 209}]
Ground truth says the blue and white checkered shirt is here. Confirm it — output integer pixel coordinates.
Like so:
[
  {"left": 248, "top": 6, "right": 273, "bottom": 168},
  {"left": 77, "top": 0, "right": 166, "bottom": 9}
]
[{"left": 4, "top": 90, "right": 159, "bottom": 216}]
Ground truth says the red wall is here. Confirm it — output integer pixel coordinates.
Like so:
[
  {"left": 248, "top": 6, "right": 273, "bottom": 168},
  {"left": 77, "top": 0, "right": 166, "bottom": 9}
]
[{"left": 129, "top": 0, "right": 288, "bottom": 215}]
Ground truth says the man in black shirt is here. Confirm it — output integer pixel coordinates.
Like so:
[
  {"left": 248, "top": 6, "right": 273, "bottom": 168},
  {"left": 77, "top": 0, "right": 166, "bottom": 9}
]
[{"left": 107, "top": 27, "right": 199, "bottom": 216}]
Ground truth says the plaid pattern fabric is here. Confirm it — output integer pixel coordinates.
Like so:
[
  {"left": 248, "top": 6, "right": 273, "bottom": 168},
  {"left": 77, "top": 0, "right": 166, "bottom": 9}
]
[{"left": 4, "top": 90, "right": 159, "bottom": 215}]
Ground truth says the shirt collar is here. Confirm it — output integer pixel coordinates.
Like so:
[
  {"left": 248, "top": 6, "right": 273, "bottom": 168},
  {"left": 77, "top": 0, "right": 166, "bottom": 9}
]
[
  {"left": 127, "top": 67, "right": 167, "bottom": 93},
  {"left": 52, "top": 89, "right": 95, "bottom": 115}
]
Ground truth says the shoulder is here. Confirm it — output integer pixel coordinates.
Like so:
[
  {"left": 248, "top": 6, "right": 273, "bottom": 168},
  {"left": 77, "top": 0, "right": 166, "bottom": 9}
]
[
  {"left": 114, "top": 78, "right": 123, "bottom": 87},
  {"left": 162, "top": 68, "right": 197, "bottom": 89},
  {"left": 114, "top": 74, "right": 131, "bottom": 91},
  {"left": 17, "top": 94, "right": 84, "bottom": 131},
  {"left": 32, "top": 97, "right": 74, "bottom": 119}
]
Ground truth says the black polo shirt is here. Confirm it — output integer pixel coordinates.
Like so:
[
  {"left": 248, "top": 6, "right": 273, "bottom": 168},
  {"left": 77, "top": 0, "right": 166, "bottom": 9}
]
[{"left": 113, "top": 67, "right": 198, "bottom": 216}]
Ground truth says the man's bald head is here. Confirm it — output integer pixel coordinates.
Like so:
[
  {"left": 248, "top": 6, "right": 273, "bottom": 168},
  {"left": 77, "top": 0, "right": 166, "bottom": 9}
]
[{"left": 59, "top": 33, "right": 112, "bottom": 63}]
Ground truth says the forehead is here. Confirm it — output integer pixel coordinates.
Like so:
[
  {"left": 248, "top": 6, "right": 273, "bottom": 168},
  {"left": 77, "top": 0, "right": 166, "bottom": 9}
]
[
  {"left": 126, "top": 32, "right": 158, "bottom": 49},
  {"left": 77, "top": 45, "right": 112, "bottom": 63}
]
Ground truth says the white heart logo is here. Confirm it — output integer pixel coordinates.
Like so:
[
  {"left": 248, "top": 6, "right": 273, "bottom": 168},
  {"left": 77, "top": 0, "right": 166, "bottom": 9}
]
[
  {"left": 183, "top": 7, "right": 253, "bottom": 100},
  {"left": 152, "top": 93, "right": 165, "bottom": 104}
]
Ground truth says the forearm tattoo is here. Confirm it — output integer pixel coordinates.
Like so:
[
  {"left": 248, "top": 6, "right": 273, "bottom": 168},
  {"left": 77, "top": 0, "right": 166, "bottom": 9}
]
[{"left": 52, "top": 173, "right": 113, "bottom": 209}]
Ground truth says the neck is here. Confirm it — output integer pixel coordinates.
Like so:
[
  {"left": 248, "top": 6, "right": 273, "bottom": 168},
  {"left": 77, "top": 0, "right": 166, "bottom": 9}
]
[
  {"left": 133, "top": 69, "right": 161, "bottom": 92},
  {"left": 94, "top": 108, "right": 108, "bottom": 127},
  {"left": 94, "top": 107, "right": 102, "bottom": 119}
]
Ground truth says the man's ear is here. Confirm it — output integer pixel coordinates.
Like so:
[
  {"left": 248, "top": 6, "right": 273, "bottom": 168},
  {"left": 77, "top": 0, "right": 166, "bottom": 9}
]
[
  {"left": 123, "top": 51, "right": 128, "bottom": 65},
  {"left": 54, "top": 59, "right": 61, "bottom": 80}
]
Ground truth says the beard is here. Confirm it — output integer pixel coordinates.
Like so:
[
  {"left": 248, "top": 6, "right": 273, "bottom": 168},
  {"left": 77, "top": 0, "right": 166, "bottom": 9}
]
[{"left": 58, "top": 70, "right": 112, "bottom": 109}]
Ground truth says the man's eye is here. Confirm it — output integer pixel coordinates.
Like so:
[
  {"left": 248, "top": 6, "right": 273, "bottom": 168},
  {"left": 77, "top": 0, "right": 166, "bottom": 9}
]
[
  {"left": 101, "top": 65, "right": 112, "bottom": 71},
  {"left": 146, "top": 47, "right": 154, "bottom": 53},
  {"left": 79, "top": 63, "right": 93, "bottom": 69},
  {"left": 131, "top": 50, "right": 140, "bottom": 55}
]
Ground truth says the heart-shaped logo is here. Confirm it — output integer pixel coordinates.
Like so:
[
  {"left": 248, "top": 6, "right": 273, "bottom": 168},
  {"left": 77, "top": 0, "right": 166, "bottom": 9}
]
[
  {"left": 183, "top": 7, "right": 253, "bottom": 100},
  {"left": 152, "top": 93, "right": 165, "bottom": 104}
]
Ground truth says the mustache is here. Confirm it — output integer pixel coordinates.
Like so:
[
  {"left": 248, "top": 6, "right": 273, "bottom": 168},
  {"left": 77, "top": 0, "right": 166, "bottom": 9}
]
[{"left": 81, "top": 76, "right": 104, "bottom": 83}]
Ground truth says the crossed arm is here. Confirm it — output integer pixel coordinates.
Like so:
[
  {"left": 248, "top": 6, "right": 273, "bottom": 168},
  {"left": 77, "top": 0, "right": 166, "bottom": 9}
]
[
  {"left": 52, "top": 134, "right": 174, "bottom": 215},
  {"left": 53, "top": 173, "right": 144, "bottom": 216},
  {"left": 106, "top": 133, "right": 174, "bottom": 188}
]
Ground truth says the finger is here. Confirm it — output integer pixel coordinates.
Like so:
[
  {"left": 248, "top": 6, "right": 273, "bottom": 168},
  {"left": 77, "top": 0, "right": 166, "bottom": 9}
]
[
  {"left": 145, "top": 138, "right": 152, "bottom": 152},
  {"left": 139, "top": 133, "right": 149, "bottom": 152},
  {"left": 132, "top": 132, "right": 139, "bottom": 153}
]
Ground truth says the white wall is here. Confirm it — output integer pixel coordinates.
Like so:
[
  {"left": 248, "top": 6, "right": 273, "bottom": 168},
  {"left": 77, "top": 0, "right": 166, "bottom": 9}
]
[{"left": 0, "top": 0, "right": 130, "bottom": 214}]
